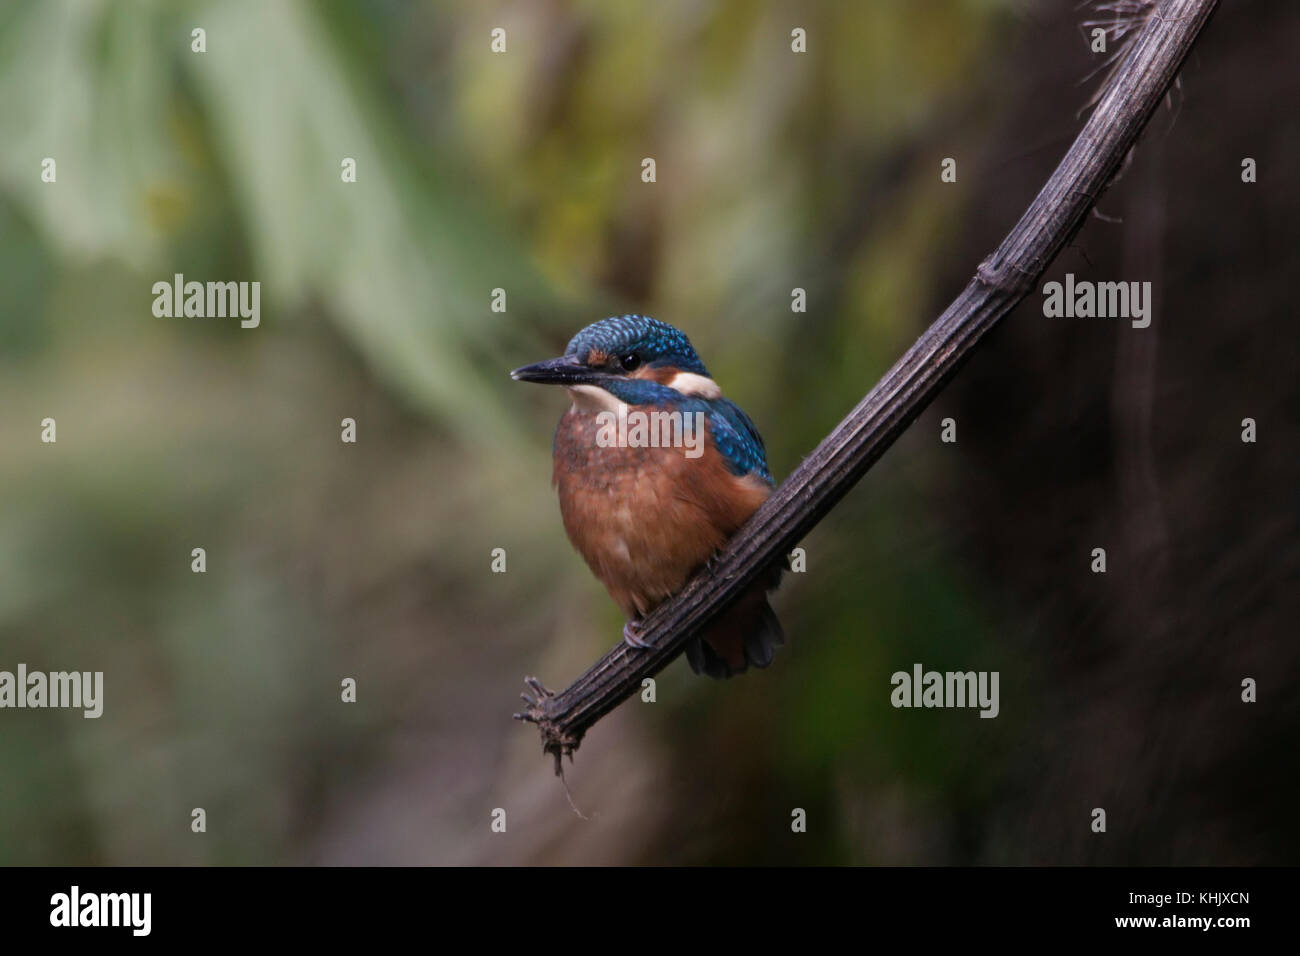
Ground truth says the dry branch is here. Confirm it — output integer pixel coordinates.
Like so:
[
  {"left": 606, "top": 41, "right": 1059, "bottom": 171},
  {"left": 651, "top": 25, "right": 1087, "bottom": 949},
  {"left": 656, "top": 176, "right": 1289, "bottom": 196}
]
[{"left": 515, "top": 0, "right": 1220, "bottom": 770}]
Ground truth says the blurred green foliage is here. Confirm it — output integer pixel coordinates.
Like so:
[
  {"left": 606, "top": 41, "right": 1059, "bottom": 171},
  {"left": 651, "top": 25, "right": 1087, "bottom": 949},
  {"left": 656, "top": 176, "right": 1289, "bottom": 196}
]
[{"left": 0, "top": 0, "right": 1163, "bottom": 865}]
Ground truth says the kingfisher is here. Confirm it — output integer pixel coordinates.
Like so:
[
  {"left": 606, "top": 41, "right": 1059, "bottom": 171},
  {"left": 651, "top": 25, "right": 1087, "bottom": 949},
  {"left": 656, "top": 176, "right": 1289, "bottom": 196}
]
[{"left": 511, "top": 314, "right": 783, "bottom": 679}]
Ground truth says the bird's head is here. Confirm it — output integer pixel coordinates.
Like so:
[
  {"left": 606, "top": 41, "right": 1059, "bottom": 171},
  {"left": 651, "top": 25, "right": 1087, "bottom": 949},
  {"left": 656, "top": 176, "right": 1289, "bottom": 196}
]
[{"left": 511, "top": 315, "right": 721, "bottom": 405}]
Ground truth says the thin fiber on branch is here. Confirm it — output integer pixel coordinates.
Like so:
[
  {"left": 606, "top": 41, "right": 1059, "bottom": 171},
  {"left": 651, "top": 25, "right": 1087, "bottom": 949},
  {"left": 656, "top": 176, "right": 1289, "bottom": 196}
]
[{"left": 516, "top": 0, "right": 1220, "bottom": 771}]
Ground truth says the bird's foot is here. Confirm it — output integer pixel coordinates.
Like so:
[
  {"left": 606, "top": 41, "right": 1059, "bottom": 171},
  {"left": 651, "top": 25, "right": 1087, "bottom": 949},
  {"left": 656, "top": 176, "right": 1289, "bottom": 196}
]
[
  {"left": 704, "top": 551, "right": 729, "bottom": 577},
  {"left": 622, "top": 620, "right": 654, "bottom": 650}
]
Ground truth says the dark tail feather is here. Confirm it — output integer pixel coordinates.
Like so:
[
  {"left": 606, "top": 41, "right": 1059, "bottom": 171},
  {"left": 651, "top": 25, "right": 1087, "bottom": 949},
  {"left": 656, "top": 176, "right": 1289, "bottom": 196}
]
[{"left": 685, "top": 588, "right": 784, "bottom": 680}]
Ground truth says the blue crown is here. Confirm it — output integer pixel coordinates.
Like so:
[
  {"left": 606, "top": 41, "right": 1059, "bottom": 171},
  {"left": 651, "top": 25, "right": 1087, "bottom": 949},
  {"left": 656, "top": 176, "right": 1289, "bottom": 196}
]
[{"left": 566, "top": 315, "right": 709, "bottom": 376}]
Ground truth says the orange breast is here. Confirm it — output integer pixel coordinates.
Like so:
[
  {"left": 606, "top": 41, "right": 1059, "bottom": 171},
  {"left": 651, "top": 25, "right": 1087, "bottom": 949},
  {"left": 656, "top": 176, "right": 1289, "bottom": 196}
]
[{"left": 553, "top": 407, "right": 771, "bottom": 619}]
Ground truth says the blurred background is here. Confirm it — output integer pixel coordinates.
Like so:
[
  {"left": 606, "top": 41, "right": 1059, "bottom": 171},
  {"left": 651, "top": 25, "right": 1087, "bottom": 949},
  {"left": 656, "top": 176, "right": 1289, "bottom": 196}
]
[{"left": 1, "top": 0, "right": 1296, "bottom": 865}]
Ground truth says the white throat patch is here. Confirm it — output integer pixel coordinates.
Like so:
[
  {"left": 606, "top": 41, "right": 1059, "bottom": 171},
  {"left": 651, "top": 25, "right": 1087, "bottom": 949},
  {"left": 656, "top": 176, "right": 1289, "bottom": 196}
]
[{"left": 566, "top": 384, "right": 623, "bottom": 414}]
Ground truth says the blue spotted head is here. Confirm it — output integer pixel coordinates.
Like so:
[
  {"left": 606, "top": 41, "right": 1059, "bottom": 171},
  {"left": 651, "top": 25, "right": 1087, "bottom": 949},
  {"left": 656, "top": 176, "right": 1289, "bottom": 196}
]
[
  {"left": 512, "top": 314, "right": 771, "bottom": 481},
  {"left": 510, "top": 314, "right": 720, "bottom": 404}
]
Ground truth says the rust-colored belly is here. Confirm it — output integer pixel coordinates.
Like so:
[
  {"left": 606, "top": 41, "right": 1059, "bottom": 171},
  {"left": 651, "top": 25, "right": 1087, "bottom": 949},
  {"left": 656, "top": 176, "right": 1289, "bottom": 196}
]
[{"left": 552, "top": 407, "right": 769, "bottom": 619}]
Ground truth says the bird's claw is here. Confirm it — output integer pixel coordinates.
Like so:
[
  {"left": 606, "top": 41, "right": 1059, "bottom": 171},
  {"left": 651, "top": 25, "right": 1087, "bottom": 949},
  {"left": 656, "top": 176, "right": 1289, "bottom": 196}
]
[{"left": 622, "top": 620, "right": 654, "bottom": 650}]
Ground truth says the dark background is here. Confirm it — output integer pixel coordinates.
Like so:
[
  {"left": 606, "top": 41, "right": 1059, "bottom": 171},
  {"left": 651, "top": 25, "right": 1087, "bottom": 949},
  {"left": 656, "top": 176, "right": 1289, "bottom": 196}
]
[{"left": 0, "top": 0, "right": 1294, "bottom": 864}]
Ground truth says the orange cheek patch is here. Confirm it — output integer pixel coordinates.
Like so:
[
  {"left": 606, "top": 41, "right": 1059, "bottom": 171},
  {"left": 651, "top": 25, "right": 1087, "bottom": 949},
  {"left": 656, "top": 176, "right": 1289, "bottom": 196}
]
[
  {"left": 586, "top": 348, "right": 608, "bottom": 366},
  {"left": 631, "top": 365, "right": 678, "bottom": 385}
]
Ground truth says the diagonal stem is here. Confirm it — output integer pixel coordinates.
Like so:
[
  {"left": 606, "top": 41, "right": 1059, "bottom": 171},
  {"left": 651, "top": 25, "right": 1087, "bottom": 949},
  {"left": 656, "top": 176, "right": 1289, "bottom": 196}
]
[{"left": 516, "top": 0, "right": 1220, "bottom": 769}]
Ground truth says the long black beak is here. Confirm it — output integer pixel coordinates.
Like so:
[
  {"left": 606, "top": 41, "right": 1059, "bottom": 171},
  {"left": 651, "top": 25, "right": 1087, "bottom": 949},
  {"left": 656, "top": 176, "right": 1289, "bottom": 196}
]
[{"left": 510, "top": 355, "right": 601, "bottom": 386}]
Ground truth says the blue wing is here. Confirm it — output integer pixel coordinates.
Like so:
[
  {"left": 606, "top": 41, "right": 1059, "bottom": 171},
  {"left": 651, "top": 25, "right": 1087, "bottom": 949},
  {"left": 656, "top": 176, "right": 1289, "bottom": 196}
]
[{"left": 698, "top": 398, "right": 772, "bottom": 483}]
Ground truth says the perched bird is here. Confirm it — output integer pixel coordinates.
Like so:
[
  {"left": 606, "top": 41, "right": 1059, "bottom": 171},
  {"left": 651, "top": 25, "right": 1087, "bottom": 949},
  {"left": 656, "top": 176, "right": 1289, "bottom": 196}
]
[{"left": 511, "top": 314, "right": 783, "bottom": 678}]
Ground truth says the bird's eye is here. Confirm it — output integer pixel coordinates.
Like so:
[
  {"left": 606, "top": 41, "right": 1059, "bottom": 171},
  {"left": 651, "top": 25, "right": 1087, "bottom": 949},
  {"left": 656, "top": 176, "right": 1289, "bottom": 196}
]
[{"left": 619, "top": 352, "right": 642, "bottom": 371}]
